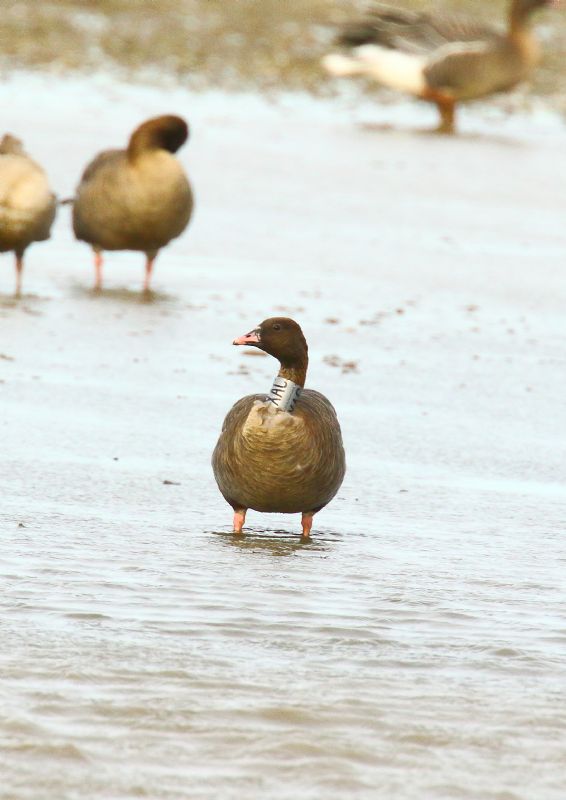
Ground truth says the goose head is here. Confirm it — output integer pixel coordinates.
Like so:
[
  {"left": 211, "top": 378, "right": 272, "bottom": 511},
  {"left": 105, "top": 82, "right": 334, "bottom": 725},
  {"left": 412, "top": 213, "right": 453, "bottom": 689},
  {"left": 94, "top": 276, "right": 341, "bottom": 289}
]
[
  {"left": 513, "top": 0, "right": 560, "bottom": 16},
  {"left": 127, "top": 115, "right": 189, "bottom": 160},
  {"left": 0, "top": 134, "right": 25, "bottom": 156},
  {"left": 234, "top": 317, "right": 309, "bottom": 385}
]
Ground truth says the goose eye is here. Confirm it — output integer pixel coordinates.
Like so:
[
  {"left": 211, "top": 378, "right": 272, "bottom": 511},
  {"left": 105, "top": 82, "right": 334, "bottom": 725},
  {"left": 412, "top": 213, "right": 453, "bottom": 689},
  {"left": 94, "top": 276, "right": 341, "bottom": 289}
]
[{"left": 272, "top": 323, "right": 281, "bottom": 331}]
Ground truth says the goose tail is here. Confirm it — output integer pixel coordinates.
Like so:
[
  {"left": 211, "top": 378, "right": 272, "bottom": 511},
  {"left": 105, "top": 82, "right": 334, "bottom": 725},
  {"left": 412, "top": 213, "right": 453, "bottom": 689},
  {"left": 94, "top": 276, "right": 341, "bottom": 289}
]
[{"left": 323, "top": 45, "right": 426, "bottom": 96}]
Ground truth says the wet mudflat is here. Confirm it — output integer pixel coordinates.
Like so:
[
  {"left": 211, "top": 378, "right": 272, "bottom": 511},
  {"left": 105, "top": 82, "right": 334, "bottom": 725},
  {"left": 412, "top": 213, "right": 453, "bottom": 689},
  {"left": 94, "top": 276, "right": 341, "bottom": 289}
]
[
  {"left": 1, "top": 0, "right": 565, "bottom": 101},
  {"left": 1, "top": 75, "right": 566, "bottom": 799}
]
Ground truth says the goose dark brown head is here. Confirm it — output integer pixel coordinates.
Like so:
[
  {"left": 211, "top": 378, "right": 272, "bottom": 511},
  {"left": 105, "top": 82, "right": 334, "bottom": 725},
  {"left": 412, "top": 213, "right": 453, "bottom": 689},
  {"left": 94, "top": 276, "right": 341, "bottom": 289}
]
[
  {"left": 127, "top": 115, "right": 189, "bottom": 160},
  {"left": 234, "top": 317, "right": 309, "bottom": 385},
  {"left": 0, "top": 134, "right": 25, "bottom": 156},
  {"left": 518, "top": 0, "right": 559, "bottom": 8},
  {"left": 512, "top": 0, "right": 559, "bottom": 19}
]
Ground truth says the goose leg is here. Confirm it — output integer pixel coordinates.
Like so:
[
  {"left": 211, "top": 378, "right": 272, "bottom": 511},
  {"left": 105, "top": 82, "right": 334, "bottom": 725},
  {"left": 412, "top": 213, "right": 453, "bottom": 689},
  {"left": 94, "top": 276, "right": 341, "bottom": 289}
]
[
  {"left": 93, "top": 249, "right": 103, "bottom": 290},
  {"left": 233, "top": 508, "right": 246, "bottom": 535},
  {"left": 143, "top": 252, "right": 157, "bottom": 293},
  {"left": 301, "top": 512, "right": 314, "bottom": 539},
  {"left": 435, "top": 98, "right": 456, "bottom": 135},
  {"left": 14, "top": 252, "right": 23, "bottom": 296}
]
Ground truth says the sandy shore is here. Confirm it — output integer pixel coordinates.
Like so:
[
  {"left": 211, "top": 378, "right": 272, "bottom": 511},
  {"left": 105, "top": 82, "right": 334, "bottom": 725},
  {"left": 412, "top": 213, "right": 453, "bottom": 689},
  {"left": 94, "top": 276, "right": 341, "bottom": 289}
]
[
  {"left": 1, "top": 75, "right": 564, "bottom": 533},
  {"left": 2, "top": 1, "right": 565, "bottom": 102},
  {"left": 1, "top": 75, "right": 565, "bottom": 799}
]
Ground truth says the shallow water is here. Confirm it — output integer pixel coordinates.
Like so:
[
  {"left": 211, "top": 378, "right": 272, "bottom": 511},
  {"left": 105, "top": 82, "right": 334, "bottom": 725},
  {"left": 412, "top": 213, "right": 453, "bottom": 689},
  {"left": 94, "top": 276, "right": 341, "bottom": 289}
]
[{"left": 1, "top": 76, "right": 566, "bottom": 799}]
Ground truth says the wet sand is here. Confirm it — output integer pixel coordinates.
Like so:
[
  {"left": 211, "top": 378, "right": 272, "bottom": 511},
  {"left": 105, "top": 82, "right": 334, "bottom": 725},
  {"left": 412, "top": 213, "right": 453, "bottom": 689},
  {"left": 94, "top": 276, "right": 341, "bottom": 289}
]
[
  {"left": 1, "top": 75, "right": 566, "bottom": 799},
  {"left": 1, "top": 0, "right": 565, "bottom": 100}
]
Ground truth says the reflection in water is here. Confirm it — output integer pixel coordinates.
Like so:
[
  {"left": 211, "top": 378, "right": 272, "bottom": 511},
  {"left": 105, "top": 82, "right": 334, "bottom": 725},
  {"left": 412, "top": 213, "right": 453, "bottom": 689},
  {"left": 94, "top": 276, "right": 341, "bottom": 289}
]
[
  {"left": 0, "top": 292, "right": 49, "bottom": 308},
  {"left": 0, "top": 293, "right": 21, "bottom": 307},
  {"left": 358, "top": 121, "right": 530, "bottom": 147},
  {"left": 209, "top": 527, "right": 338, "bottom": 556},
  {"left": 71, "top": 284, "right": 177, "bottom": 305}
]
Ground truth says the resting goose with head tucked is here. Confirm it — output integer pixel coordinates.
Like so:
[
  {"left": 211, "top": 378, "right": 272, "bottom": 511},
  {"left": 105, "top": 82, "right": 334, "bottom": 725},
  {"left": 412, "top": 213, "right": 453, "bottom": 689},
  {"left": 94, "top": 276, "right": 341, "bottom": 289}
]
[
  {"left": 72, "top": 115, "right": 193, "bottom": 292},
  {"left": 212, "top": 317, "right": 346, "bottom": 539},
  {"left": 323, "top": 0, "right": 559, "bottom": 133},
  {"left": 0, "top": 134, "right": 56, "bottom": 295}
]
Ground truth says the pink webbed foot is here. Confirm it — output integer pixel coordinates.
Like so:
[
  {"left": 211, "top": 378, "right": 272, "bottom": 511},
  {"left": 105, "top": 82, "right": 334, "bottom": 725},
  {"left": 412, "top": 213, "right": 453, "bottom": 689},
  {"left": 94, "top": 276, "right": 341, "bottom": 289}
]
[
  {"left": 233, "top": 509, "right": 246, "bottom": 536},
  {"left": 301, "top": 512, "right": 314, "bottom": 540}
]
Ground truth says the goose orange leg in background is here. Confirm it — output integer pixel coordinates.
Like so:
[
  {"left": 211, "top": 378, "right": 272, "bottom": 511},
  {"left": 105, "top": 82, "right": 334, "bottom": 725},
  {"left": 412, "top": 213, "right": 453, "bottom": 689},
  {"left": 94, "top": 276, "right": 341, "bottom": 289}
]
[
  {"left": 91, "top": 249, "right": 158, "bottom": 293},
  {"left": 423, "top": 88, "right": 457, "bottom": 135},
  {"left": 143, "top": 252, "right": 157, "bottom": 293},
  {"left": 14, "top": 252, "right": 24, "bottom": 296},
  {"left": 93, "top": 249, "right": 103, "bottom": 290},
  {"left": 436, "top": 99, "right": 456, "bottom": 136}
]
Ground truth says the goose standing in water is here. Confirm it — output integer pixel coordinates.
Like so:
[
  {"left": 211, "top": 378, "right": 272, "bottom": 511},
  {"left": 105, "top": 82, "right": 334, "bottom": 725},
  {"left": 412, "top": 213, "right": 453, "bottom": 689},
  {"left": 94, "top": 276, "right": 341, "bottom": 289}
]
[
  {"left": 212, "top": 318, "right": 346, "bottom": 539},
  {"left": 323, "top": 0, "right": 559, "bottom": 133},
  {"left": 72, "top": 115, "right": 193, "bottom": 292},
  {"left": 0, "top": 134, "right": 56, "bottom": 295}
]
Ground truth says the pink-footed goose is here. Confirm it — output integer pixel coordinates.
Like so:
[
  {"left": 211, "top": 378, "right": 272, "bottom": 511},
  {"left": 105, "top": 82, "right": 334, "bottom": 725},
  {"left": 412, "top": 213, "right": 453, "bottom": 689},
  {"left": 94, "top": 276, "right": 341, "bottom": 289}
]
[
  {"left": 72, "top": 115, "right": 193, "bottom": 292},
  {"left": 0, "top": 134, "right": 56, "bottom": 295},
  {"left": 212, "top": 317, "right": 346, "bottom": 539},
  {"left": 323, "top": 0, "right": 559, "bottom": 133}
]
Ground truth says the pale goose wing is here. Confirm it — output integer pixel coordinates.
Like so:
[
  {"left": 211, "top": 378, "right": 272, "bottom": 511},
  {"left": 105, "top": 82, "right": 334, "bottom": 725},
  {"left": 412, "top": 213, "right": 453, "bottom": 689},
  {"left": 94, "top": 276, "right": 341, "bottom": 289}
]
[{"left": 338, "top": 4, "right": 501, "bottom": 56}]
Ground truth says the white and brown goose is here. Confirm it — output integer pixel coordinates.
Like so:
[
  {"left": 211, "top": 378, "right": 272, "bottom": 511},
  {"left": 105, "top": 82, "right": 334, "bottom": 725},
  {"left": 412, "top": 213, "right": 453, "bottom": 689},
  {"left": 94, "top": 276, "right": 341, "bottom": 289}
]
[
  {"left": 72, "top": 115, "right": 193, "bottom": 292},
  {"left": 0, "top": 134, "right": 56, "bottom": 295},
  {"left": 212, "top": 318, "right": 346, "bottom": 539},
  {"left": 323, "top": 0, "right": 559, "bottom": 133}
]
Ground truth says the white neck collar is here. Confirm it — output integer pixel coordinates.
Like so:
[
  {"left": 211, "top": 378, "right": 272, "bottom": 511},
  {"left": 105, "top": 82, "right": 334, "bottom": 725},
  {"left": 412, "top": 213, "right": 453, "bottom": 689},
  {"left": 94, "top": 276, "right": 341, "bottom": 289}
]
[{"left": 267, "top": 375, "right": 302, "bottom": 412}]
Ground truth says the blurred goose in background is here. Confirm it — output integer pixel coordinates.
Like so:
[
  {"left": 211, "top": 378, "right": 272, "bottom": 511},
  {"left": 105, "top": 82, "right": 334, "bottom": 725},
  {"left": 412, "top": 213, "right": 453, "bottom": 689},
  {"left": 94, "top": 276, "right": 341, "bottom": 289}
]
[
  {"left": 212, "top": 317, "right": 346, "bottom": 539},
  {"left": 72, "top": 115, "right": 193, "bottom": 292},
  {"left": 0, "top": 134, "right": 56, "bottom": 295},
  {"left": 323, "top": 0, "right": 559, "bottom": 133}
]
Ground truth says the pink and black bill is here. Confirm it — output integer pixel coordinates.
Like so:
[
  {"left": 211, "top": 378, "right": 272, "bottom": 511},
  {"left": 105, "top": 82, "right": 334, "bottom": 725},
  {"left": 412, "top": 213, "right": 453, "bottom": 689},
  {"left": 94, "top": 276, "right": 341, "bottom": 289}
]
[{"left": 233, "top": 328, "right": 261, "bottom": 346}]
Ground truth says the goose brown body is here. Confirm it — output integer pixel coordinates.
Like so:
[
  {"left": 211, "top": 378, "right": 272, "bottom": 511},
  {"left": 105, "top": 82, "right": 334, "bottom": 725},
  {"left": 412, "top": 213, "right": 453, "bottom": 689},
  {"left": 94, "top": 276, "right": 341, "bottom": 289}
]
[
  {"left": 212, "top": 318, "right": 346, "bottom": 537},
  {"left": 0, "top": 134, "right": 56, "bottom": 294},
  {"left": 324, "top": 0, "right": 557, "bottom": 133},
  {"left": 213, "top": 389, "right": 345, "bottom": 515},
  {"left": 72, "top": 115, "right": 193, "bottom": 290}
]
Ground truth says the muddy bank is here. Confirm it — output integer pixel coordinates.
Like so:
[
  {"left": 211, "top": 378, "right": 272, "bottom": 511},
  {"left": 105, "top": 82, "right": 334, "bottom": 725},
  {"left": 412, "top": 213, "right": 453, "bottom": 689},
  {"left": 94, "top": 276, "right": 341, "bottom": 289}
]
[
  {"left": 1, "top": 75, "right": 565, "bottom": 800},
  {"left": 1, "top": 0, "right": 565, "bottom": 104},
  {"left": 1, "top": 74, "right": 565, "bottom": 590}
]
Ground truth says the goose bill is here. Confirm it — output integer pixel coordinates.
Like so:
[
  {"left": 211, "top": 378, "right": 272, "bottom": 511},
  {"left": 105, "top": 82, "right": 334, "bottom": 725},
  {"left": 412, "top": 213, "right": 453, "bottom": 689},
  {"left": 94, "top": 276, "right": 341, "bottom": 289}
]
[{"left": 233, "top": 328, "right": 261, "bottom": 346}]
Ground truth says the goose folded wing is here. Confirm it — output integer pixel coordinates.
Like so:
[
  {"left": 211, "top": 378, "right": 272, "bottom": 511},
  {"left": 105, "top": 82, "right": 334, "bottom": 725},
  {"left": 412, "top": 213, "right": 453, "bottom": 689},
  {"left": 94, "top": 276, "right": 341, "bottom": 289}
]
[
  {"left": 424, "top": 41, "right": 523, "bottom": 98},
  {"left": 338, "top": 4, "right": 500, "bottom": 56}
]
